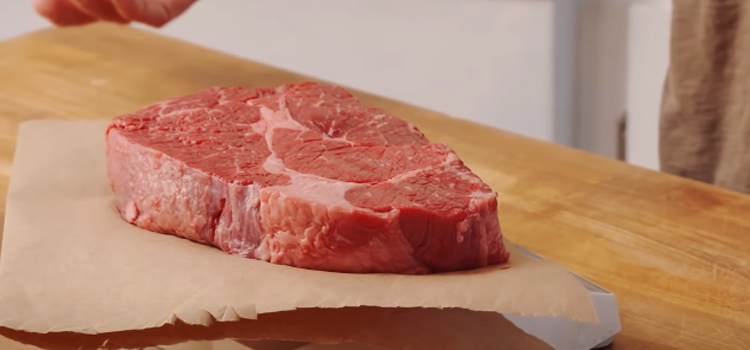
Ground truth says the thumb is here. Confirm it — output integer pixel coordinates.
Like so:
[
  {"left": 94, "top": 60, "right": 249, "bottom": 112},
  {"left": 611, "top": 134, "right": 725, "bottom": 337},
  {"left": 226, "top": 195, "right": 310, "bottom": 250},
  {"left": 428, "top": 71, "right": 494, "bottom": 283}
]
[{"left": 112, "top": 0, "right": 199, "bottom": 27}]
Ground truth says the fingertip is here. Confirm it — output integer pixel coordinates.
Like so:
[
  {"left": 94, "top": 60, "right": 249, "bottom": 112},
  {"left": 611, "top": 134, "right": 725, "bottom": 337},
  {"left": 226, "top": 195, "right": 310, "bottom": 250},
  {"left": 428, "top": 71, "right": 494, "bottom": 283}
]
[
  {"left": 111, "top": 0, "right": 167, "bottom": 27},
  {"left": 112, "top": 0, "right": 198, "bottom": 27},
  {"left": 30, "top": 0, "right": 52, "bottom": 14},
  {"left": 31, "top": 0, "right": 97, "bottom": 26},
  {"left": 139, "top": 15, "right": 171, "bottom": 28},
  {"left": 68, "top": 0, "right": 132, "bottom": 25}
]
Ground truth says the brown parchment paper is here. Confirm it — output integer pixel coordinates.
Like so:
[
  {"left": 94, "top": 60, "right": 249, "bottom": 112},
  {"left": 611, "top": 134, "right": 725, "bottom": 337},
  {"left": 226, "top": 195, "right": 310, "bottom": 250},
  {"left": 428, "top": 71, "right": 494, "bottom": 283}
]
[{"left": 0, "top": 120, "right": 598, "bottom": 350}]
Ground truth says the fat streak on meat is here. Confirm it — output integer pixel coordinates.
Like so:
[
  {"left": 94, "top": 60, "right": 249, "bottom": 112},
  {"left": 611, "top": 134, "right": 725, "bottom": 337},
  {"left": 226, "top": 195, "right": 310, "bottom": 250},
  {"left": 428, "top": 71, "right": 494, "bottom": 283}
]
[{"left": 105, "top": 82, "right": 509, "bottom": 274}]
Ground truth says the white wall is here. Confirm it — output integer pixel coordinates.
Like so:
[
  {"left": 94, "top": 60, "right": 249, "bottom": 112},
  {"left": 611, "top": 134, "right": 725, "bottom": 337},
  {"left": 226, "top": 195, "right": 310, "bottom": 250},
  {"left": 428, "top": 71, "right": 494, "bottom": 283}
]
[
  {"left": 625, "top": 0, "right": 671, "bottom": 171},
  {"left": 1, "top": 1, "right": 561, "bottom": 144},
  {"left": 0, "top": 2, "right": 49, "bottom": 41},
  {"left": 574, "top": 0, "right": 631, "bottom": 159},
  {"left": 552, "top": 0, "right": 580, "bottom": 147}
]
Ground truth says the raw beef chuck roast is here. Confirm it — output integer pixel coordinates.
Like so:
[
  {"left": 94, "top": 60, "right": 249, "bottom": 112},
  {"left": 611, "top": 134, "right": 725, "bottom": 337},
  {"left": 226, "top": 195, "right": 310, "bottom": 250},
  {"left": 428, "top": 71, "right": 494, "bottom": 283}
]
[{"left": 105, "top": 82, "right": 509, "bottom": 274}]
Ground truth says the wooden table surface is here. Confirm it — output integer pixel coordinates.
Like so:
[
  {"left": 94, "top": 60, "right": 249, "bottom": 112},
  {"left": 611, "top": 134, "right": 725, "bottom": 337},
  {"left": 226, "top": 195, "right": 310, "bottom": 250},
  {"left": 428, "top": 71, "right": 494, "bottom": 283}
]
[{"left": 0, "top": 24, "right": 748, "bottom": 350}]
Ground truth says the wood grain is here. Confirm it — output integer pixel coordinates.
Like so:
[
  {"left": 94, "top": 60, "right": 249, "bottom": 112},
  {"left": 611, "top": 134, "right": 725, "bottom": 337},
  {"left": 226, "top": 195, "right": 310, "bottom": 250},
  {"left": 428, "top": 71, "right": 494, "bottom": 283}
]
[{"left": 0, "top": 23, "right": 748, "bottom": 350}]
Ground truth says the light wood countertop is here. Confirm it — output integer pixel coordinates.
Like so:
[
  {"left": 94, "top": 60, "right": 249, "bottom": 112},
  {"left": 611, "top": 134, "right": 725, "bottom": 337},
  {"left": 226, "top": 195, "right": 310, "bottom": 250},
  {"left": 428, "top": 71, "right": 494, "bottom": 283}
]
[{"left": 0, "top": 24, "right": 748, "bottom": 350}]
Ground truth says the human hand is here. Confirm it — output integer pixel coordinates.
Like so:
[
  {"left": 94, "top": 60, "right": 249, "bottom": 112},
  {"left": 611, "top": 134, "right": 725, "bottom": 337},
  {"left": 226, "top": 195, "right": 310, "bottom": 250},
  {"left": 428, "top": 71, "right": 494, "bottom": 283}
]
[{"left": 31, "top": 0, "right": 200, "bottom": 27}]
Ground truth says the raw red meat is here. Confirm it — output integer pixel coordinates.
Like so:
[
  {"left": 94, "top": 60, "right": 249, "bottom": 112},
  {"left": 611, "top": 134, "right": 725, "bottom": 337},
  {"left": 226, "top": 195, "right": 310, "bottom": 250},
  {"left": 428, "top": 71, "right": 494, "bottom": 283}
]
[{"left": 105, "top": 82, "right": 509, "bottom": 274}]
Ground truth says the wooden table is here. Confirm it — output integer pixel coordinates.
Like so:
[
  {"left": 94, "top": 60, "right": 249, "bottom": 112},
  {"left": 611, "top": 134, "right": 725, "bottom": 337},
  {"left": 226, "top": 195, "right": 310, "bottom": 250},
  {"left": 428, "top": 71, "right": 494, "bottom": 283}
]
[{"left": 0, "top": 23, "right": 748, "bottom": 350}]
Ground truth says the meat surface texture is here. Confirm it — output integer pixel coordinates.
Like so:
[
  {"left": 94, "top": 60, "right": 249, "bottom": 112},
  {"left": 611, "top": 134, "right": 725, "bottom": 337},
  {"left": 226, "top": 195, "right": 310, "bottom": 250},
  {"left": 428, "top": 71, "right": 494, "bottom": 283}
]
[{"left": 105, "top": 82, "right": 509, "bottom": 274}]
